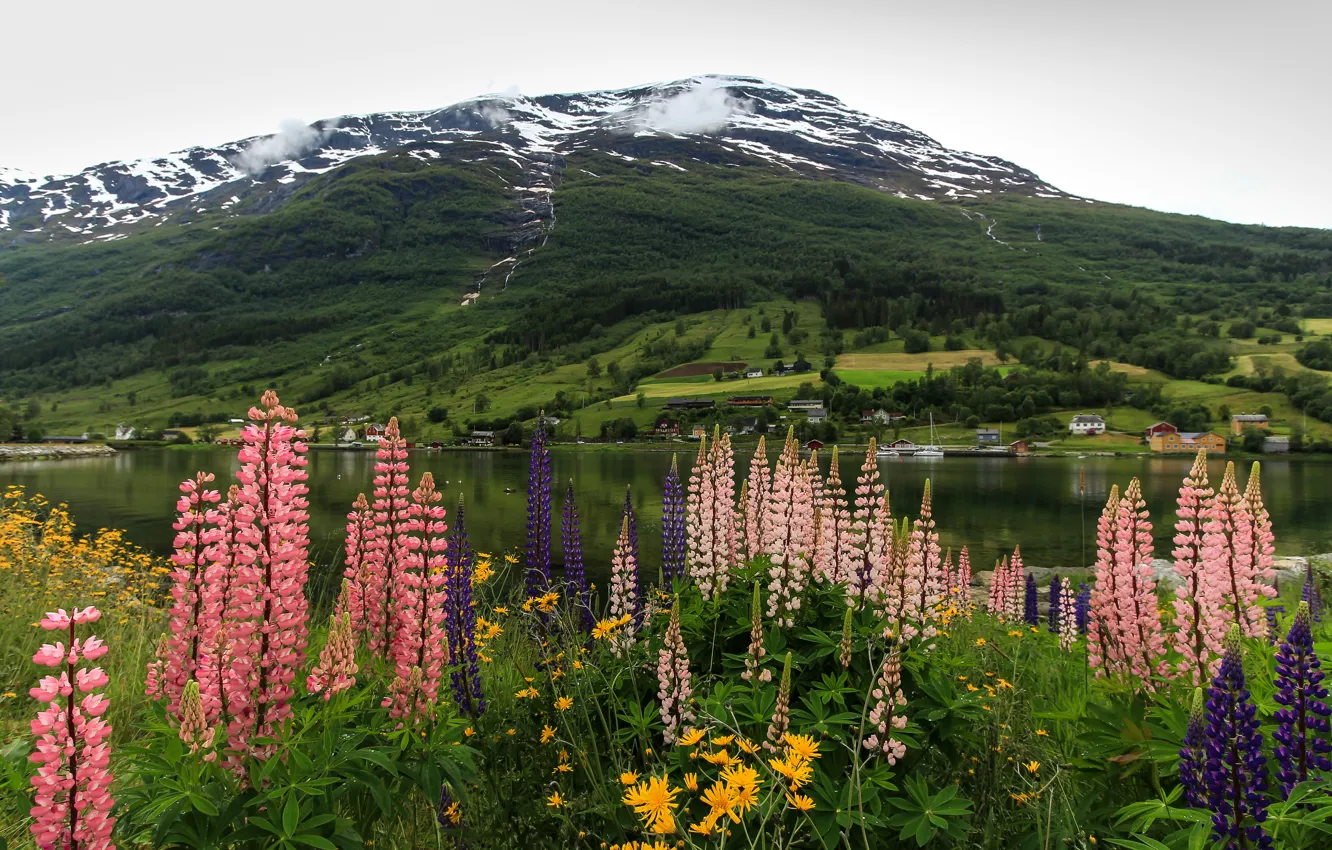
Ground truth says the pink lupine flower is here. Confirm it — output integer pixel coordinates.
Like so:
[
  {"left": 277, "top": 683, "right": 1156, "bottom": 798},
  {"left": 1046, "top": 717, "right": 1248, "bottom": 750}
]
[
  {"left": 863, "top": 643, "right": 907, "bottom": 764},
  {"left": 28, "top": 606, "right": 116, "bottom": 850},
  {"left": 1087, "top": 485, "right": 1123, "bottom": 675},
  {"left": 178, "top": 680, "right": 216, "bottom": 759},
  {"left": 710, "top": 430, "right": 739, "bottom": 587},
  {"left": 144, "top": 634, "right": 168, "bottom": 699},
  {"left": 1057, "top": 579, "right": 1078, "bottom": 652},
  {"left": 385, "top": 473, "right": 449, "bottom": 723},
  {"left": 847, "top": 439, "right": 886, "bottom": 608},
  {"left": 163, "top": 472, "right": 221, "bottom": 718},
  {"left": 817, "top": 446, "right": 854, "bottom": 586},
  {"left": 365, "top": 418, "right": 414, "bottom": 655},
  {"left": 1115, "top": 479, "right": 1165, "bottom": 684},
  {"left": 656, "top": 596, "right": 695, "bottom": 744},
  {"left": 1204, "top": 462, "right": 1271, "bottom": 638},
  {"left": 224, "top": 390, "right": 311, "bottom": 761},
  {"left": 955, "top": 546, "right": 973, "bottom": 612},
  {"left": 735, "top": 478, "right": 751, "bottom": 564},
  {"left": 609, "top": 516, "right": 639, "bottom": 654},
  {"left": 1171, "top": 451, "right": 1227, "bottom": 684},
  {"left": 1242, "top": 462, "right": 1276, "bottom": 588},
  {"left": 1003, "top": 546, "right": 1025, "bottom": 624},
  {"left": 909, "top": 480, "right": 943, "bottom": 638},
  {"left": 743, "top": 436, "right": 771, "bottom": 561},
  {"left": 196, "top": 486, "right": 245, "bottom": 730},
  {"left": 339, "top": 493, "right": 376, "bottom": 636},
  {"left": 873, "top": 515, "right": 908, "bottom": 629},
  {"left": 764, "top": 652, "right": 793, "bottom": 752},
  {"left": 986, "top": 556, "right": 1006, "bottom": 619},
  {"left": 685, "top": 434, "right": 708, "bottom": 577},
  {"left": 763, "top": 429, "right": 814, "bottom": 627},
  {"left": 308, "top": 608, "right": 359, "bottom": 700}
]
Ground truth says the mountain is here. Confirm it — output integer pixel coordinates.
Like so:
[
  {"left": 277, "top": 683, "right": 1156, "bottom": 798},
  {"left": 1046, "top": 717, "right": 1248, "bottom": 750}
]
[
  {"left": 1, "top": 76, "right": 1329, "bottom": 439},
  {"left": 0, "top": 76, "right": 1068, "bottom": 244}
]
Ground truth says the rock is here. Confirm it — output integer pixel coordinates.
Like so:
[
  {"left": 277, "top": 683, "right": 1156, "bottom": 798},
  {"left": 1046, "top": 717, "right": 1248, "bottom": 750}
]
[
  {"left": 1266, "top": 556, "right": 1308, "bottom": 588},
  {"left": 1151, "top": 559, "right": 1183, "bottom": 589},
  {"left": 0, "top": 444, "right": 116, "bottom": 461},
  {"left": 973, "top": 566, "right": 1090, "bottom": 587}
]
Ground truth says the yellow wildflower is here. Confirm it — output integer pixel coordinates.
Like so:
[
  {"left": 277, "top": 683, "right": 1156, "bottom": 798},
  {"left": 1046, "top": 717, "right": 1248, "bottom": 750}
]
[
  {"left": 547, "top": 791, "right": 564, "bottom": 808},
  {"left": 622, "top": 776, "right": 681, "bottom": 833},
  {"left": 555, "top": 696, "right": 574, "bottom": 711},
  {"left": 541, "top": 725, "right": 556, "bottom": 744},
  {"left": 786, "top": 793, "right": 816, "bottom": 812},
  {"left": 620, "top": 771, "right": 640, "bottom": 786},
  {"left": 676, "top": 728, "right": 705, "bottom": 747}
]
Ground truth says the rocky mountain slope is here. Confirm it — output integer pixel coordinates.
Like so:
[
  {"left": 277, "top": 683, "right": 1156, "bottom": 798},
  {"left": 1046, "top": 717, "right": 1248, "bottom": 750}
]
[{"left": 1, "top": 75, "right": 1069, "bottom": 244}]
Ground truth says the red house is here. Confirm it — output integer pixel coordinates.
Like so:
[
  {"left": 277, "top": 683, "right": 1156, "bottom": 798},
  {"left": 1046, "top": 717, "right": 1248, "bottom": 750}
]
[
  {"left": 1144, "top": 422, "right": 1178, "bottom": 439},
  {"left": 652, "top": 417, "right": 681, "bottom": 436},
  {"left": 805, "top": 439, "right": 825, "bottom": 451},
  {"left": 365, "top": 423, "right": 387, "bottom": 442},
  {"left": 1009, "top": 439, "right": 1030, "bottom": 455}
]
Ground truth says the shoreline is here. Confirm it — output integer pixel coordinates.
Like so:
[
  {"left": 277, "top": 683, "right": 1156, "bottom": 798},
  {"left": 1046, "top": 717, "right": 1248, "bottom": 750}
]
[{"left": 0, "top": 444, "right": 117, "bottom": 462}]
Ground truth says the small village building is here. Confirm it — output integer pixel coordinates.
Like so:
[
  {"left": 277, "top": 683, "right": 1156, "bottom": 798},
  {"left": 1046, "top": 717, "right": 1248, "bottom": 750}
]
[
  {"left": 976, "top": 428, "right": 1000, "bottom": 445},
  {"left": 806, "top": 407, "right": 828, "bottom": 423},
  {"left": 466, "top": 430, "right": 498, "bottom": 447},
  {"left": 728, "top": 396, "right": 774, "bottom": 407},
  {"left": 730, "top": 417, "right": 759, "bottom": 435},
  {"left": 340, "top": 428, "right": 358, "bottom": 443},
  {"left": 1068, "top": 414, "right": 1106, "bottom": 435},
  {"left": 365, "top": 424, "right": 387, "bottom": 442},
  {"left": 1144, "top": 422, "right": 1178, "bottom": 439},
  {"left": 691, "top": 424, "right": 707, "bottom": 439},
  {"left": 805, "top": 439, "right": 825, "bottom": 451},
  {"left": 861, "top": 409, "right": 892, "bottom": 425},
  {"left": 788, "top": 399, "right": 823, "bottom": 411},
  {"left": 745, "top": 368, "right": 764, "bottom": 379},
  {"left": 1009, "top": 439, "right": 1030, "bottom": 455},
  {"left": 651, "top": 417, "right": 681, "bottom": 436},
  {"left": 1262, "top": 436, "right": 1291, "bottom": 454},
  {"left": 889, "top": 438, "right": 916, "bottom": 451},
  {"left": 1231, "top": 413, "right": 1270, "bottom": 435},
  {"left": 114, "top": 424, "right": 137, "bottom": 441},
  {"left": 666, "top": 398, "right": 715, "bottom": 411},
  {"left": 1149, "top": 431, "right": 1226, "bottom": 454}
]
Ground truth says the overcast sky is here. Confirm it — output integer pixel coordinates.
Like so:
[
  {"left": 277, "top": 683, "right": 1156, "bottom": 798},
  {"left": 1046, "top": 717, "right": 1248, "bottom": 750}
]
[{"left": 3, "top": 0, "right": 1328, "bottom": 228}]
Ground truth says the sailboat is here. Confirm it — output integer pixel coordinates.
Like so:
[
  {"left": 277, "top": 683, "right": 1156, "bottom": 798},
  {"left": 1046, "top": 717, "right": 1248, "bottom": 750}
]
[{"left": 916, "top": 413, "right": 944, "bottom": 458}]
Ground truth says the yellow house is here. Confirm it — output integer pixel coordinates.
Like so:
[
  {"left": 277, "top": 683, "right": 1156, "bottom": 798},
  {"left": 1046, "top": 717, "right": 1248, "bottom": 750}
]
[
  {"left": 1150, "top": 431, "right": 1226, "bottom": 454},
  {"left": 1230, "top": 414, "right": 1270, "bottom": 435}
]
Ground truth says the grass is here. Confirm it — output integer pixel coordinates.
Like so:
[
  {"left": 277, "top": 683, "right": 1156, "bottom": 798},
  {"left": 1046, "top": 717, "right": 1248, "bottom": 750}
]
[
  {"left": 837, "top": 369, "right": 926, "bottom": 389},
  {"left": 621, "top": 372, "right": 820, "bottom": 401},
  {"left": 836, "top": 350, "right": 1001, "bottom": 370}
]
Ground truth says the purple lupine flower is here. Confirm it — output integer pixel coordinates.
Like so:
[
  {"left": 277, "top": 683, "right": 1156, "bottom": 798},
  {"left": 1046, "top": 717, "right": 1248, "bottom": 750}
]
[
  {"left": 1076, "top": 582, "right": 1091, "bottom": 635},
  {"left": 1272, "top": 601, "right": 1332, "bottom": 799},
  {"left": 448, "top": 494, "right": 484, "bottom": 716},
  {"left": 1303, "top": 562, "right": 1323, "bottom": 624},
  {"left": 1265, "top": 605, "right": 1285, "bottom": 646},
  {"left": 1023, "top": 573, "right": 1039, "bottom": 626},
  {"left": 525, "top": 414, "right": 553, "bottom": 594},
  {"left": 623, "top": 485, "right": 640, "bottom": 603},
  {"left": 662, "top": 455, "right": 687, "bottom": 585},
  {"left": 1048, "top": 576, "right": 1062, "bottom": 633},
  {"left": 562, "top": 480, "right": 593, "bottom": 633},
  {"left": 1180, "top": 687, "right": 1208, "bottom": 808},
  {"left": 1203, "top": 626, "right": 1272, "bottom": 849}
]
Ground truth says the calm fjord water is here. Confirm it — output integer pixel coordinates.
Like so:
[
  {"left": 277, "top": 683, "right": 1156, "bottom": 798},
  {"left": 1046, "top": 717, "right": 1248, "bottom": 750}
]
[{"left": 4, "top": 449, "right": 1331, "bottom": 581}]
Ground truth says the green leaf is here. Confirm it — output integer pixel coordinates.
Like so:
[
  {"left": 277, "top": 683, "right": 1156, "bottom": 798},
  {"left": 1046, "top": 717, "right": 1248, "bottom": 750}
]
[
  {"left": 282, "top": 795, "right": 300, "bottom": 837},
  {"left": 187, "top": 793, "right": 220, "bottom": 816},
  {"left": 292, "top": 835, "right": 338, "bottom": 850}
]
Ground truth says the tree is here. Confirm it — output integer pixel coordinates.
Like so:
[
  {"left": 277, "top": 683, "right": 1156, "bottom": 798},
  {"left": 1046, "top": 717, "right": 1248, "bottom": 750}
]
[
  {"left": 474, "top": 394, "right": 491, "bottom": 414},
  {"left": 1241, "top": 426, "right": 1266, "bottom": 453},
  {"left": 637, "top": 391, "right": 646, "bottom": 408},
  {"left": 428, "top": 406, "right": 449, "bottom": 423},
  {"left": 1228, "top": 320, "right": 1256, "bottom": 339},
  {"left": 764, "top": 332, "right": 782, "bottom": 359},
  {"left": 502, "top": 421, "right": 525, "bottom": 445},
  {"left": 903, "top": 331, "right": 930, "bottom": 354},
  {"left": 607, "top": 361, "right": 621, "bottom": 379},
  {"left": 24, "top": 399, "right": 40, "bottom": 420},
  {"left": 127, "top": 391, "right": 137, "bottom": 407},
  {"left": 1259, "top": 404, "right": 1273, "bottom": 418},
  {"left": 761, "top": 316, "right": 772, "bottom": 333},
  {"left": 944, "top": 335, "right": 965, "bottom": 351},
  {"left": 198, "top": 423, "right": 221, "bottom": 443},
  {"left": 1217, "top": 404, "right": 1231, "bottom": 422},
  {"left": 675, "top": 318, "right": 686, "bottom": 336},
  {"left": 586, "top": 358, "right": 602, "bottom": 378},
  {"left": 747, "top": 327, "right": 756, "bottom": 339}
]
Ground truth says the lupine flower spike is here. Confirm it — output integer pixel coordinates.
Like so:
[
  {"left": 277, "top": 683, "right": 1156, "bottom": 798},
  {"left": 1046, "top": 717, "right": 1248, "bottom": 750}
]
[
  {"left": 742, "top": 582, "right": 769, "bottom": 683},
  {"left": 385, "top": 473, "right": 449, "bottom": 724},
  {"left": 1023, "top": 573, "right": 1039, "bottom": 626},
  {"left": 561, "top": 482, "right": 593, "bottom": 635},
  {"left": 308, "top": 607, "right": 359, "bottom": 700},
  {"left": 365, "top": 417, "right": 412, "bottom": 656},
  {"left": 1057, "top": 579, "right": 1078, "bottom": 651},
  {"left": 764, "top": 652, "right": 793, "bottom": 752},
  {"left": 848, "top": 438, "right": 885, "bottom": 609},
  {"left": 863, "top": 643, "right": 908, "bottom": 764},
  {"left": 839, "top": 606, "right": 853, "bottom": 669},
  {"left": 661, "top": 457, "right": 687, "bottom": 585},
  {"left": 1178, "top": 687, "right": 1207, "bottom": 808},
  {"left": 656, "top": 596, "right": 695, "bottom": 744},
  {"left": 163, "top": 472, "right": 221, "bottom": 719},
  {"left": 448, "top": 494, "right": 484, "bottom": 716},
  {"left": 1171, "top": 451, "right": 1226, "bottom": 685},
  {"left": 1302, "top": 561, "right": 1323, "bottom": 623},
  {"left": 817, "top": 445, "right": 853, "bottom": 586},
  {"left": 744, "top": 436, "right": 771, "bottom": 563},
  {"left": 226, "top": 391, "right": 310, "bottom": 761},
  {"left": 1203, "top": 626, "right": 1272, "bottom": 849},
  {"left": 1272, "top": 601, "right": 1331, "bottom": 798},
  {"left": 1205, "top": 462, "right": 1272, "bottom": 639},
  {"left": 525, "top": 414, "right": 553, "bottom": 595},
  {"left": 1076, "top": 583, "right": 1091, "bottom": 635},
  {"left": 339, "top": 493, "right": 376, "bottom": 640},
  {"left": 1048, "top": 576, "right": 1062, "bottom": 633},
  {"left": 609, "top": 516, "right": 639, "bottom": 655},
  {"left": 28, "top": 607, "right": 115, "bottom": 850}
]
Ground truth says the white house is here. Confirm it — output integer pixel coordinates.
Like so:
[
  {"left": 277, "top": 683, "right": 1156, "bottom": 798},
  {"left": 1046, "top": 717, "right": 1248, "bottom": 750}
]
[
  {"left": 745, "top": 368, "right": 764, "bottom": 379},
  {"left": 339, "top": 428, "right": 358, "bottom": 443},
  {"left": 788, "top": 399, "right": 823, "bottom": 411},
  {"left": 114, "top": 423, "right": 137, "bottom": 440},
  {"left": 1068, "top": 414, "right": 1106, "bottom": 435}
]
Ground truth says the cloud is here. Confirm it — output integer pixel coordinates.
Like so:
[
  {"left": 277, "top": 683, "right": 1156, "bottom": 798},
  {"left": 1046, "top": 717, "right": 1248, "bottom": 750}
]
[
  {"left": 233, "top": 119, "right": 335, "bottom": 176},
  {"left": 480, "top": 103, "right": 512, "bottom": 127},
  {"left": 635, "top": 80, "right": 752, "bottom": 135}
]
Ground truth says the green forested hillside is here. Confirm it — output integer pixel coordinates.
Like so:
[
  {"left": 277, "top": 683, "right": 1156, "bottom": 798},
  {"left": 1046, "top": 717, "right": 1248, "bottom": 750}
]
[{"left": 1, "top": 145, "right": 1330, "bottom": 439}]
